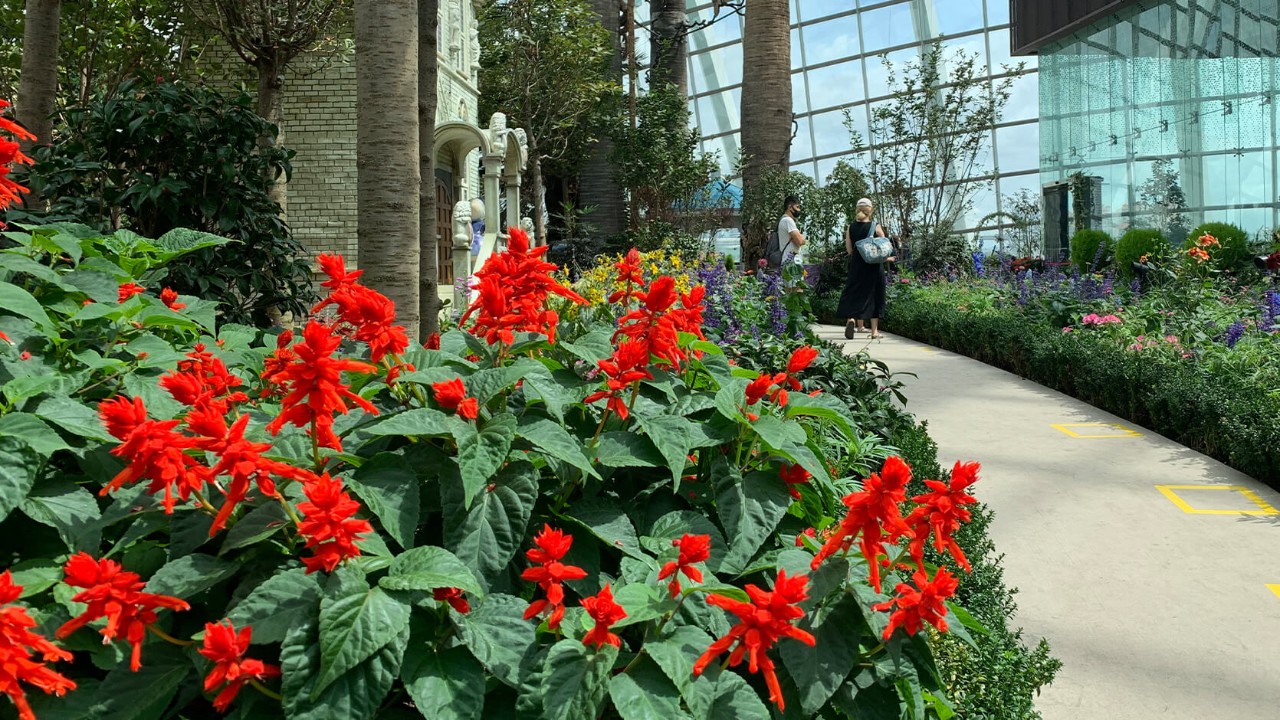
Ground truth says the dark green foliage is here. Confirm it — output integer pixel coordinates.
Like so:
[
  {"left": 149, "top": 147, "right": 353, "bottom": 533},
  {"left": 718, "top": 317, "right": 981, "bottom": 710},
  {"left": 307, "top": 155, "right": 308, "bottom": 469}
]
[
  {"left": 20, "top": 79, "right": 314, "bottom": 326},
  {"left": 1115, "top": 228, "right": 1170, "bottom": 278},
  {"left": 1185, "top": 221, "right": 1251, "bottom": 273},
  {"left": 894, "top": 424, "right": 1061, "bottom": 719},
  {"left": 1068, "top": 229, "right": 1113, "bottom": 273},
  {"left": 886, "top": 296, "right": 1280, "bottom": 485}
]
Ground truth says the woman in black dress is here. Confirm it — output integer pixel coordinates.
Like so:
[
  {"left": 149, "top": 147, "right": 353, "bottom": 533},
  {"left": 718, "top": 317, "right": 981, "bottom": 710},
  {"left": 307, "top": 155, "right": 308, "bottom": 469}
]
[{"left": 838, "top": 198, "right": 894, "bottom": 339}]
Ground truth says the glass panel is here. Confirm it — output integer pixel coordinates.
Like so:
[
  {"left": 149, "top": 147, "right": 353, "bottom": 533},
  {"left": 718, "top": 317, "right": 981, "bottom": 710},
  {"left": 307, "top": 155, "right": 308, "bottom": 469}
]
[
  {"left": 688, "top": 8, "right": 743, "bottom": 49},
  {"left": 794, "top": 115, "right": 815, "bottom": 160},
  {"left": 988, "top": 27, "right": 1013, "bottom": 70},
  {"left": 946, "top": 32, "right": 988, "bottom": 75},
  {"left": 1003, "top": 72, "right": 1039, "bottom": 123},
  {"left": 985, "top": 0, "right": 1008, "bottom": 26},
  {"left": 864, "top": 47, "right": 920, "bottom": 99},
  {"left": 805, "top": 59, "right": 865, "bottom": 111},
  {"left": 791, "top": 71, "right": 809, "bottom": 115},
  {"left": 996, "top": 123, "right": 1040, "bottom": 174},
  {"left": 809, "top": 108, "right": 854, "bottom": 158},
  {"left": 790, "top": 160, "right": 818, "bottom": 180},
  {"left": 860, "top": 1, "right": 917, "bottom": 54},
  {"left": 792, "top": 28, "right": 804, "bottom": 67},
  {"left": 798, "top": 0, "right": 851, "bottom": 23},
  {"left": 937, "top": 1, "right": 984, "bottom": 36},
  {"left": 799, "top": 14, "right": 861, "bottom": 66}
]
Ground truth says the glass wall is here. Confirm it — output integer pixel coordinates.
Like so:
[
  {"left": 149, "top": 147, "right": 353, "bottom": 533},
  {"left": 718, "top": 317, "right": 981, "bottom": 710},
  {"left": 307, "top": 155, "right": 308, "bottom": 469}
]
[
  {"left": 683, "top": 0, "right": 1040, "bottom": 234},
  {"left": 1039, "top": 0, "right": 1280, "bottom": 240}
]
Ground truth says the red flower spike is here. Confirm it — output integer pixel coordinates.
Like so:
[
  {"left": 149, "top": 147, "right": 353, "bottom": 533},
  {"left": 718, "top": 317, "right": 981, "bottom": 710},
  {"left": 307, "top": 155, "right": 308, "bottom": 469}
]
[
  {"left": 786, "top": 346, "right": 819, "bottom": 374},
  {"left": 583, "top": 339, "right": 653, "bottom": 421},
  {"left": 0, "top": 103, "right": 35, "bottom": 210},
  {"left": 779, "top": 463, "right": 811, "bottom": 500},
  {"left": 57, "top": 553, "right": 190, "bottom": 671},
  {"left": 461, "top": 227, "right": 587, "bottom": 346},
  {"left": 580, "top": 584, "right": 627, "bottom": 650},
  {"left": 520, "top": 525, "right": 588, "bottom": 630},
  {"left": 97, "top": 395, "right": 211, "bottom": 514},
  {"left": 657, "top": 534, "right": 711, "bottom": 597},
  {"left": 311, "top": 254, "right": 409, "bottom": 363},
  {"left": 198, "top": 620, "right": 281, "bottom": 712},
  {"left": 744, "top": 375, "right": 773, "bottom": 406},
  {"left": 692, "top": 570, "right": 815, "bottom": 711},
  {"left": 608, "top": 249, "right": 645, "bottom": 306},
  {"left": 265, "top": 321, "right": 379, "bottom": 451},
  {"left": 424, "top": 332, "right": 441, "bottom": 350},
  {"left": 296, "top": 474, "right": 373, "bottom": 574},
  {"left": 117, "top": 282, "right": 145, "bottom": 303},
  {"left": 906, "top": 461, "right": 980, "bottom": 571},
  {"left": 431, "top": 378, "right": 479, "bottom": 420},
  {"left": 873, "top": 567, "right": 960, "bottom": 640},
  {"left": 433, "top": 587, "right": 470, "bottom": 614},
  {"left": 159, "top": 288, "right": 186, "bottom": 310},
  {"left": 0, "top": 570, "right": 76, "bottom": 720},
  {"left": 810, "top": 456, "right": 913, "bottom": 593},
  {"left": 160, "top": 345, "right": 249, "bottom": 415}
]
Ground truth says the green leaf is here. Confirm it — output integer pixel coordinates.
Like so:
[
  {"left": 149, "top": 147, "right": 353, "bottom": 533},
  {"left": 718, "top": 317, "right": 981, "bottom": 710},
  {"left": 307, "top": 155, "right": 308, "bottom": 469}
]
[
  {"left": 380, "top": 546, "right": 483, "bottom": 596},
  {"left": 36, "top": 395, "right": 115, "bottom": 442},
  {"left": 834, "top": 668, "right": 903, "bottom": 720},
  {"left": 153, "top": 227, "right": 232, "bottom": 260},
  {"left": 0, "top": 437, "right": 41, "bottom": 523},
  {"left": 784, "top": 392, "right": 856, "bottom": 439},
  {"left": 282, "top": 615, "right": 406, "bottom": 720},
  {"left": 715, "top": 470, "right": 793, "bottom": 574},
  {"left": 221, "top": 501, "right": 290, "bottom": 553},
  {"left": 467, "top": 360, "right": 542, "bottom": 404},
  {"left": 566, "top": 496, "right": 646, "bottom": 561},
  {"left": 314, "top": 582, "right": 413, "bottom": 699},
  {"left": 559, "top": 328, "right": 613, "bottom": 365},
  {"left": 226, "top": 567, "right": 322, "bottom": 645},
  {"left": 442, "top": 461, "right": 537, "bottom": 588},
  {"left": 457, "top": 593, "right": 537, "bottom": 689},
  {"left": 542, "top": 639, "right": 617, "bottom": 720},
  {"left": 634, "top": 413, "right": 694, "bottom": 487},
  {"left": 707, "top": 671, "right": 771, "bottom": 720},
  {"left": 750, "top": 415, "right": 806, "bottom": 452},
  {"left": 611, "top": 583, "right": 674, "bottom": 628},
  {"left": 455, "top": 413, "right": 517, "bottom": 507},
  {"left": 0, "top": 282, "right": 54, "bottom": 332},
  {"left": 75, "top": 645, "right": 189, "bottom": 720},
  {"left": 144, "top": 553, "right": 239, "bottom": 599},
  {"left": 713, "top": 377, "right": 749, "bottom": 423},
  {"left": 608, "top": 657, "right": 691, "bottom": 720},
  {"left": 9, "top": 559, "right": 62, "bottom": 599},
  {"left": 641, "top": 511, "right": 727, "bottom": 572},
  {"left": 0, "top": 412, "right": 71, "bottom": 455},
  {"left": 364, "top": 407, "right": 463, "bottom": 438},
  {"left": 1, "top": 253, "right": 64, "bottom": 285},
  {"left": 776, "top": 438, "right": 832, "bottom": 485},
  {"left": 3, "top": 374, "right": 72, "bottom": 406},
  {"left": 646, "top": 626, "right": 718, "bottom": 717},
  {"left": 401, "top": 645, "right": 486, "bottom": 720},
  {"left": 348, "top": 453, "right": 420, "bottom": 549},
  {"left": 779, "top": 595, "right": 863, "bottom": 715},
  {"left": 593, "top": 431, "right": 665, "bottom": 468},
  {"left": 63, "top": 269, "right": 122, "bottom": 304},
  {"left": 524, "top": 373, "right": 577, "bottom": 422},
  {"left": 518, "top": 414, "right": 599, "bottom": 479},
  {"left": 20, "top": 480, "right": 102, "bottom": 552}
]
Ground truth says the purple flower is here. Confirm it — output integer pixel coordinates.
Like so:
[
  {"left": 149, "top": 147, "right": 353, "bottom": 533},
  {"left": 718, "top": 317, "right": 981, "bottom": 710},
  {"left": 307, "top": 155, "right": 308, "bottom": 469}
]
[{"left": 1224, "top": 321, "right": 1246, "bottom": 348}]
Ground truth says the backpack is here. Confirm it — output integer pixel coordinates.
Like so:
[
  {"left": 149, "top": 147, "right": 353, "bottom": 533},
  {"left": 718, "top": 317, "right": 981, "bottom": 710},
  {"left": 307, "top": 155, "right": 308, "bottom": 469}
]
[{"left": 765, "top": 229, "right": 783, "bottom": 268}]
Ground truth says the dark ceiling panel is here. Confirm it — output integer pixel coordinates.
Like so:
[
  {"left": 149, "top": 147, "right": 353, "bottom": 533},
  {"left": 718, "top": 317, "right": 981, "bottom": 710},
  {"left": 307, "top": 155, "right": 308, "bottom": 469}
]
[{"left": 1010, "top": 0, "right": 1145, "bottom": 55}]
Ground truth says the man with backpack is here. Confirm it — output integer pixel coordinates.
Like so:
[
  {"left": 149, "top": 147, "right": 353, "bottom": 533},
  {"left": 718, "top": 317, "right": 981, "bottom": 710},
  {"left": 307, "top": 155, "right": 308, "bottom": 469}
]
[{"left": 769, "top": 194, "right": 806, "bottom": 268}]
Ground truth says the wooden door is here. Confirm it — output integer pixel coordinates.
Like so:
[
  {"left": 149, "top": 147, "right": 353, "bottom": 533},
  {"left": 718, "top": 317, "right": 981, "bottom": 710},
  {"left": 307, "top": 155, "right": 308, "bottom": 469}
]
[{"left": 436, "top": 180, "right": 454, "bottom": 285}]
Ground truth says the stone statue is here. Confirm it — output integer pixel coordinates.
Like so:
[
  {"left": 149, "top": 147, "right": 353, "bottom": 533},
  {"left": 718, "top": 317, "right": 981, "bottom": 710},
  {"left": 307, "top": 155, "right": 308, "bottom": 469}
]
[
  {"left": 520, "top": 217, "right": 535, "bottom": 243},
  {"left": 486, "top": 112, "right": 508, "bottom": 160},
  {"left": 510, "top": 128, "right": 529, "bottom": 168},
  {"left": 452, "top": 200, "right": 472, "bottom": 245},
  {"left": 469, "top": 26, "right": 481, "bottom": 76}
]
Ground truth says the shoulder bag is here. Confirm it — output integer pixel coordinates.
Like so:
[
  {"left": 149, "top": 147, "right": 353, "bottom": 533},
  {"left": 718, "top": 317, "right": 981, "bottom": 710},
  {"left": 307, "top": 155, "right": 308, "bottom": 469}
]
[{"left": 854, "top": 222, "right": 894, "bottom": 264}]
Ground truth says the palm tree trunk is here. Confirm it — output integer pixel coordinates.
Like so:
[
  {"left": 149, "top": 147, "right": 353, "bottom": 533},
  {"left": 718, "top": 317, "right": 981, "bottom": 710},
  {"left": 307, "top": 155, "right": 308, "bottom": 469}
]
[
  {"left": 648, "top": 0, "right": 686, "bottom": 97},
  {"left": 356, "top": 0, "right": 421, "bottom": 338},
  {"left": 16, "top": 0, "right": 61, "bottom": 206},
  {"left": 740, "top": 0, "right": 791, "bottom": 265},
  {"left": 255, "top": 56, "right": 288, "bottom": 217},
  {"left": 578, "top": 0, "right": 626, "bottom": 239},
  {"left": 418, "top": 0, "right": 440, "bottom": 337}
]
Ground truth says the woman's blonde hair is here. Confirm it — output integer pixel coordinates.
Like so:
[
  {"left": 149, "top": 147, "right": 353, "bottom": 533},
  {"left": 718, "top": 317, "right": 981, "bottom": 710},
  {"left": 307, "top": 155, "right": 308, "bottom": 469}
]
[{"left": 855, "top": 205, "right": 874, "bottom": 222}]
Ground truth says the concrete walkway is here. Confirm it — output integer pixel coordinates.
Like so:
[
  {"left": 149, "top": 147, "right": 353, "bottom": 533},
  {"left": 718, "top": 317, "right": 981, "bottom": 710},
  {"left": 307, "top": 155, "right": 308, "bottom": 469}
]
[{"left": 814, "top": 327, "right": 1280, "bottom": 720}]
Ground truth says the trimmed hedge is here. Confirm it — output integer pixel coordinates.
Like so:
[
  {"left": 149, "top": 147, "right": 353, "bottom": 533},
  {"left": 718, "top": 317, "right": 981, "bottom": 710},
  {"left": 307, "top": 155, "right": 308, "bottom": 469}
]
[
  {"left": 1115, "top": 228, "right": 1169, "bottom": 278},
  {"left": 1069, "top": 229, "right": 1113, "bottom": 273},
  {"left": 1186, "top": 221, "right": 1251, "bottom": 273},
  {"left": 885, "top": 294, "right": 1280, "bottom": 485}
]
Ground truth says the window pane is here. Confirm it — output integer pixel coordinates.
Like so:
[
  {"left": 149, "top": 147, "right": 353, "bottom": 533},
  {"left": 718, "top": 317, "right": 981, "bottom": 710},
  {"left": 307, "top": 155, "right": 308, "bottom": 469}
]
[
  {"left": 861, "top": 1, "right": 917, "bottom": 54},
  {"left": 792, "top": 71, "right": 809, "bottom": 115},
  {"left": 865, "top": 47, "right": 919, "bottom": 99},
  {"left": 689, "top": 9, "right": 743, "bottom": 49},
  {"left": 809, "top": 108, "right": 854, "bottom": 157},
  {"left": 794, "top": 115, "right": 815, "bottom": 160},
  {"left": 798, "top": 0, "right": 851, "bottom": 23},
  {"left": 805, "top": 59, "right": 865, "bottom": 111},
  {"left": 985, "top": 0, "right": 1008, "bottom": 25},
  {"left": 799, "top": 15, "right": 861, "bottom": 66},
  {"left": 996, "top": 123, "right": 1039, "bottom": 174},
  {"left": 1002, "top": 72, "right": 1039, "bottom": 122},
  {"left": 937, "top": 1, "right": 984, "bottom": 36}
]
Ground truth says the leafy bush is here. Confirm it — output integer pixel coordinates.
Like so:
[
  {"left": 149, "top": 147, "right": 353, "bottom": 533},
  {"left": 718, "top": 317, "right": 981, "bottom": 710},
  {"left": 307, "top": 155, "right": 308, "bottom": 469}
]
[
  {"left": 2, "top": 227, "right": 1001, "bottom": 718},
  {"left": 18, "top": 79, "right": 314, "bottom": 326},
  {"left": 1069, "top": 229, "right": 1113, "bottom": 273},
  {"left": 1185, "top": 221, "right": 1250, "bottom": 273},
  {"left": 1115, "top": 228, "right": 1170, "bottom": 278}
]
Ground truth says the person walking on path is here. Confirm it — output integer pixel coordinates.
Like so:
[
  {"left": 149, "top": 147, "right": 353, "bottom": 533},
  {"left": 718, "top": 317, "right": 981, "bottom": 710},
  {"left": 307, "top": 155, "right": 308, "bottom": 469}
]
[
  {"left": 777, "top": 195, "right": 807, "bottom": 266},
  {"left": 839, "top": 198, "right": 894, "bottom": 339}
]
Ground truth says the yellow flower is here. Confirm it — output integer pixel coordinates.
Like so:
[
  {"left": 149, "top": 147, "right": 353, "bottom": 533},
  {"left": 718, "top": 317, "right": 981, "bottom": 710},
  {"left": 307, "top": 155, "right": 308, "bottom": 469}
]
[{"left": 671, "top": 255, "right": 682, "bottom": 270}]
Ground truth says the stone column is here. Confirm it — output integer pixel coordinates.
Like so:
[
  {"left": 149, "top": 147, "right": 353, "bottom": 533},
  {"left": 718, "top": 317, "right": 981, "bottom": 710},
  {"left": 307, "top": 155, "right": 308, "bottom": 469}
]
[
  {"left": 452, "top": 201, "right": 473, "bottom": 311},
  {"left": 504, "top": 169, "right": 522, "bottom": 240},
  {"left": 482, "top": 156, "right": 503, "bottom": 234}
]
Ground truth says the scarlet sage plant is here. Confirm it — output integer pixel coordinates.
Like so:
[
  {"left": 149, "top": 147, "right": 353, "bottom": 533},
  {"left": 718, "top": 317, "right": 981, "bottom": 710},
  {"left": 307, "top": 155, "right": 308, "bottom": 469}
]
[{"left": 0, "top": 209, "right": 989, "bottom": 719}]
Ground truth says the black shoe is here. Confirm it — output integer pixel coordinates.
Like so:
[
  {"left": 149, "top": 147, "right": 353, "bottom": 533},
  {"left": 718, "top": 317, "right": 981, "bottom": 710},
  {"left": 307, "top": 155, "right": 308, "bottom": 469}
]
[{"left": 844, "top": 324, "right": 855, "bottom": 340}]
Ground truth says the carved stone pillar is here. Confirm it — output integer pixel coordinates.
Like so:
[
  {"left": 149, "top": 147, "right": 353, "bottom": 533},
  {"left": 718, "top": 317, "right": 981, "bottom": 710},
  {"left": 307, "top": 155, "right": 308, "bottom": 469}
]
[
  {"left": 452, "top": 200, "right": 473, "bottom": 311},
  {"left": 482, "top": 156, "right": 503, "bottom": 235},
  {"left": 504, "top": 169, "right": 521, "bottom": 239}
]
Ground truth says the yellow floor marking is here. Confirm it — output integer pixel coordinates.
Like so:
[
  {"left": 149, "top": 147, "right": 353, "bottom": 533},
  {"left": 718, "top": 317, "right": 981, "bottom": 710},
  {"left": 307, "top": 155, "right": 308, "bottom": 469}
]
[
  {"left": 1155, "top": 485, "right": 1280, "bottom": 516},
  {"left": 1268, "top": 585, "right": 1280, "bottom": 600},
  {"left": 1052, "top": 422, "right": 1142, "bottom": 438}
]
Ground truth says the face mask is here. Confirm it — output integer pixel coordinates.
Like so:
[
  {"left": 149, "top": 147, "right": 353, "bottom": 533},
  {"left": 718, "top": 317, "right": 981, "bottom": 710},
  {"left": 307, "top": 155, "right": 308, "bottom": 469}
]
[{"left": 793, "top": 209, "right": 805, "bottom": 220}]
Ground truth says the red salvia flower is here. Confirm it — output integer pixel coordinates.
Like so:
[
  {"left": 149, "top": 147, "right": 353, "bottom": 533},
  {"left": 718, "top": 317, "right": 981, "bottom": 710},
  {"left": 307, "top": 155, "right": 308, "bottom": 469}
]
[
  {"left": 583, "top": 340, "right": 652, "bottom": 421},
  {"left": 198, "top": 620, "right": 281, "bottom": 712},
  {"left": 810, "top": 456, "right": 913, "bottom": 593},
  {"left": 779, "top": 463, "right": 811, "bottom": 500},
  {"left": 692, "top": 570, "right": 815, "bottom": 711},
  {"left": 97, "top": 395, "right": 210, "bottom": 514},
  {"left": 520, "top": 524, "right": 588, "bottom": 630},
  {"left": 431, "top": 377, "right": 479, "bottom": 420},
  {"left": 906, "top": 461, "right": 980, "bottom": 571},
  {"left": 608, "top": 249, "right": 645, "bottom": 306},
  {"left": 669, "top": 286, "right": 708, "bottom": 342},
  {"left": 657, "top": 534, "right": 711, "bottom": 597},
  {"left": 580, "top": 584, "right": 627, "bottom": 650},
  {"left": 433, "top": 587, "right": 470, "bottom": 614},
  {"left": 260, "top": 330, "right": 296, "bottom": 398},
  {"left": 461, "top": 227, "right": 587, "bottom": 346},
  {"left": 160, "top": 344, "right": 249, "bottom": 415},
  {"left": 57, "top": 553, "right": 190, "bottom": 671},
  {"left": 0, "top": 570, "right": 76, "bottom": 720},
  {"left": 117, "top": 282, "right": 145, "bottom": 303},
  {"left": 0, "top": 100, "right": 35, "bottom": 210},
  {"left": 424, "top": 332, "right": 441, "bottom": 350},
  {"left": 774, "top": 345, "right": 820, "bottom": 395},
  {"left": 295, "top": 474, "right": 373, "bottom": 574},
  {"left": 311, "top": 254, "right": 410, "bottom": 363},
  {"left": 265, "top": 321, "right": 379, "bottom": 451},
  {"left": 873, "top": 567, "right": 960, "bottom": 640},
  {"left": 745, "top": 374, "right": 773, "bottom": 406},
  {"left": 159, "top": 288, "right": 186, "bottom": 310}
]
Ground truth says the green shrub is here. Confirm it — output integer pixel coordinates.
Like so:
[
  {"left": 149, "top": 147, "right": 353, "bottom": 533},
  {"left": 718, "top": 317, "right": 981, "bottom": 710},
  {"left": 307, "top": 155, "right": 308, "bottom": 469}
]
[
  {"left": 1186, "top": 221, "right": 1250, "bottom": 273},
  {"left": 1115, "top": 228, "right": 1170, "bottom": 278},
  {"left": 1069, "top": 229, "right": 1114, "bottom": 273}
]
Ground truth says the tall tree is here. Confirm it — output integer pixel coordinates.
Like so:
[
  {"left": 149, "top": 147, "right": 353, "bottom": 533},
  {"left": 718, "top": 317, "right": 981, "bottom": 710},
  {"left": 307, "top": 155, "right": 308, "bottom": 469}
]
[
  {"left": 739, "top": 0, "right": 791, "bottom": 265},
  {"left": 479, "top": 0, "right": 615, "bottom": 244},
  {"left": 648, "top": 0, "right": 686, "bottom": 97},
  {"left": 15, "top": 0, "right": 60, "bottom": 180},
  {"left": 418, "top": 0, "right": 440, "bottom": 337},
  {"left": 190, "top": 0, "right": 345, "bottom": 214},
  {"left": 356, "top": 0, "right": 420, "bottom": 337},
  {"left": 577, "top": 0, "right": 626, "bottom": 239}
]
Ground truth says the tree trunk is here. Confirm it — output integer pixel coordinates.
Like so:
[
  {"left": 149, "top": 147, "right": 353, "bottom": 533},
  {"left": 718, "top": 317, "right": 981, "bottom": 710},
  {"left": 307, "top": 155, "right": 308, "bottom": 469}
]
[
  {"left": 256, "top": 57, "right": 288, "bottom": 217},
  {"left": 356, "top": 0, "right": 421, "bottom": 339},
  {"left": 418, "top": 0, "right": 441, "bottom": 338},
  {"left": 578, "top": 0, "right": 626, "bottom": 239},
  {"left": 740, "top": 0, "right": 791, "bottom": 265},
  {"left": 16, "top": 0, "right": 61, "bottom": 206},
  {"left": 530, "top": 149, "right": 546, "bottom": 246},
  {"left": 648, "top": 0, "right": 686, "bottom": 97}
]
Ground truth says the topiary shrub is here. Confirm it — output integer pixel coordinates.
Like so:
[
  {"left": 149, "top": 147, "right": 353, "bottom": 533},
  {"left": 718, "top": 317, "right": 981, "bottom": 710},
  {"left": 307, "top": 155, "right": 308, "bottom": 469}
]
[
  {"left": 1115, "top": 228, "right": 1170, "bottom": 278},
  {"left": 1185, "top": 221, "right": 1250, "bottom": 273},
  {"left": 1069, "top": 229, "right": 1114, "bottom": 273}
]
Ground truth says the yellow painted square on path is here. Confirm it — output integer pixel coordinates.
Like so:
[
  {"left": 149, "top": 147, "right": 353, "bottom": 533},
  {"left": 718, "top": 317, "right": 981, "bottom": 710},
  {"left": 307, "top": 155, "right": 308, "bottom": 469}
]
[
  {"left": 1052, "top": 422, "right": 1142, "bottom": 439},
  {"left": 1268, "top": 585, "right": 1280, "bottom": 600},
  {"left": 1155, "top": 485, "right": 1280, "bottom": 516}
]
